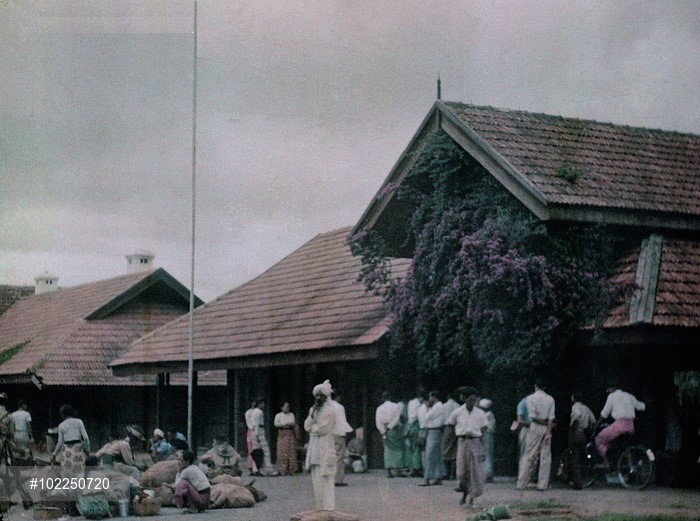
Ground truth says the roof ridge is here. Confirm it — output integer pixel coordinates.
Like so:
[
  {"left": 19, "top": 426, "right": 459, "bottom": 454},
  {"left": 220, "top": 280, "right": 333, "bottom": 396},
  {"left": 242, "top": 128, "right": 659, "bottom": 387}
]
[
  {"left": 123, "top": 228, "right": 355, "bottom": 353},
  {"left": 442, "top": 101, "right": 699, "bottom": 138}
]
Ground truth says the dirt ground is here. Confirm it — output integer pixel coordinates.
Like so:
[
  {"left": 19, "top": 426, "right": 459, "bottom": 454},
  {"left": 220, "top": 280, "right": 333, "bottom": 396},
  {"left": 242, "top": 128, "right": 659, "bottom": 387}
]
[{"left": 6, "top": 471, "right": 700, "bottom": 521}]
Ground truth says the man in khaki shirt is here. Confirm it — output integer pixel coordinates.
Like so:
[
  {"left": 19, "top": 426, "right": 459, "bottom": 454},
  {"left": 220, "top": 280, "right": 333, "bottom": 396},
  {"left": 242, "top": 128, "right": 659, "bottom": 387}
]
[{"left": 516, "top": 380, "right": 555, "bottom": 491}]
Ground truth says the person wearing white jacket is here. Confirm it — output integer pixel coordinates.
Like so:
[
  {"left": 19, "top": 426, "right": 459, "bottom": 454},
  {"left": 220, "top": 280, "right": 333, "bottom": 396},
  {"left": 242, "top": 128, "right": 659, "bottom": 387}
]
[
  {"left": 375, "top": 391, "right": 404, "bottom": 478},
  {"left": 330, "top": 391, "right": 353, "bottom": 486},
  {"left": 305, "top": 380, "right": 337, "bottom": 511},
  {"left": 418, "top": 391, "right": 446, "bottom": 486}
]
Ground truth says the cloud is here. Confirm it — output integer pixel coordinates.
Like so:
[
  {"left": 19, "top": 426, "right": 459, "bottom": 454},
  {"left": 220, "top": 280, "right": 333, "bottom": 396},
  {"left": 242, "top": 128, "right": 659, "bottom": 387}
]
[{"left": 1, "top": 0, "right": 698, "bottom": 301}]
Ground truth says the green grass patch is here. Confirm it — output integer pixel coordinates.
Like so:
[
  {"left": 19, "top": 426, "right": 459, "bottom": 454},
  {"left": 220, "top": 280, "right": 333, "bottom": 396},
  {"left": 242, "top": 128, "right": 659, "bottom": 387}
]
[
  {"left": 555, "top": 162, "right": 583, "bottom": 184},
  {"left": 508, "top": 499, "right": 571, "bottom": 510},
  {"left": 521, "top": 515, "right": 695, "bottom": 521},
  {"left": 580, "top": 514, "right": 691, "bottom": 521}
]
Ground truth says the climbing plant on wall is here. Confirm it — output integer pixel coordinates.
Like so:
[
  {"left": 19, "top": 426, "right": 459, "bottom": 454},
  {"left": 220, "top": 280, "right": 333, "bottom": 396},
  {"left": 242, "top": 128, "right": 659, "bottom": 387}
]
[{"left": 351, "top": 130, "right": 632, "bottom": 377}]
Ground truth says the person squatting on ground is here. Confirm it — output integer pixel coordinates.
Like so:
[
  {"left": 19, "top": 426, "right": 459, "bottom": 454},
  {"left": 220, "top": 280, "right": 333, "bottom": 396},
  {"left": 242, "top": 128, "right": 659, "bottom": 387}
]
[
  {"left": 330, "top": 391, "right": 353, "bottom": 486},
  {"left": 479, "top": 398, "right": 496, "bottom": 483},
  {"left": 274, "top": 402, "right": 299, "bottom": 475},
  {"left": 346, "top": 427, "right": 366, "bottom": 473},
  {"left": 200, "top": 436, "right": 242, "bottom": 477},
  {"left": 170, "top": 450, "right": 211, "bottom": 513},
  {"left": 418, "top": 390, "right": 446, "bottom": 486},
  {"left": 304, "top": 380, "right": 337, "bottom": 512},
  {"left": 448, "top": 387, "right": 489, "bottom": 508},
  {"left": 594, "top": 384, "right": 646, "bottom": 471},
  {"left": 561, "top": 392, "right": 596, "bottom": 488},
  {"left": 375, "top": 391, "right": 405, "bottom": 478},
  {"left": 516, "top": 380, "right": 555, "bottom": 491},
  {"left": 95, "top": 426, "right": 141, "bottom": 478},
  {"left": 405, "top": 387, "right": 425, "bottom": 478},
  {"left": 167, "top": 430, "right": 190, "bottom": 452},
  {"left": 150, "top": 428, "right": 174, "bottom": 461}
]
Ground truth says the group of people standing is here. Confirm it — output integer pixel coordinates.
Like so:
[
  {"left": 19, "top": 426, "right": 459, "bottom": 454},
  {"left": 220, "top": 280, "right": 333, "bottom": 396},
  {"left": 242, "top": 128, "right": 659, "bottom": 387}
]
[
  {"left": 376, "top": 386, "right": 496, "bottom": 508},
  {"left": 242, "top": 382, "right": 358, "bottom": 512},
  {"left": 514, "top": 379, "right": 646, "bottom": 491}
]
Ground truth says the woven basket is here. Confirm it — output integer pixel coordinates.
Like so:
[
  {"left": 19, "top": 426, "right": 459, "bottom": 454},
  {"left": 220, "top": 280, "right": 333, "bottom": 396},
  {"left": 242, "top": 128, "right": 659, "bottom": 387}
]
[{"left": 133, "top": 497, "right": 161, "bottom": 517}]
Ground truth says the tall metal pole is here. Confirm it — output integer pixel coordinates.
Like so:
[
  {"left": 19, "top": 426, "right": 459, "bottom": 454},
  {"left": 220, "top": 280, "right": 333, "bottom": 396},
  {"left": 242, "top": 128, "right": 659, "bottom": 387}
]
[{"left": 187, "top": 0, "right": 198, "bottom": 448}]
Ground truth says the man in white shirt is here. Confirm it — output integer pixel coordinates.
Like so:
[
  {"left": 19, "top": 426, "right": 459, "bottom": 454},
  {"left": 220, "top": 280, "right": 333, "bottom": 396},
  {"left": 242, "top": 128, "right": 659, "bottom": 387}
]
[
  {"left": 448, "top": 386, "right": 489, "bottom": 508},
  {"left": 562, "top": 392, "right": 596, "bottom": 488},
  {"left": 329, "top": 391, "right": 353, "bottom": 486},
  {"left": 252, "top": 398, "right": 277, "bottom": 476},
  {"left": 516, "top": 380, "right": 555, "bottom": 491},
  {"left": 595, "top": 385, "right": 646, "bottom": 470},
  {"left": 405, "top": 387, "right": 425, "bottom": 477},
  {"left": 375, "top": 392, "right": 404, "bottom": 478},
  {"left": 419, "top": 391, "right": 446, "bottom": 486},
  {"left": 244, "top": 400, "right": 261, "bottom": 475},
  {"left": 441, "top": 389, "right": 460, "bottom": 482}
]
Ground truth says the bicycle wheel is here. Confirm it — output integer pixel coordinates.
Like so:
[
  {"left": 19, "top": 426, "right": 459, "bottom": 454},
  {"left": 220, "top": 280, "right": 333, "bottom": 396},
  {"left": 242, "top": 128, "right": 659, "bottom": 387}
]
[
  {"left": 580, "top": 446, "right": 597, "bottom": 488},
  {"left": 617, "top": 445, "right": 654, "bottom": 490},
  {"left": 557, "top": 447, "right": 596, "bottom": 488}
]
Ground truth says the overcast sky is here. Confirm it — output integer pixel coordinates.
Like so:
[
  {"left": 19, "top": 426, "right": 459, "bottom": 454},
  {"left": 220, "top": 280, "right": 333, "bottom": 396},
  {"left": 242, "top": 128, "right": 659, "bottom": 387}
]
[{"left": 1, "top": 1, "right": 698, "bottom": 301}]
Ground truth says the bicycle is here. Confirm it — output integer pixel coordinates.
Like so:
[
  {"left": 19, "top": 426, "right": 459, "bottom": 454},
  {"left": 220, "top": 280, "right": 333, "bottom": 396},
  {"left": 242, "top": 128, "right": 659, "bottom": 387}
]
[{"left": 558, "top": 423, "right": 655, "bottom": 490}]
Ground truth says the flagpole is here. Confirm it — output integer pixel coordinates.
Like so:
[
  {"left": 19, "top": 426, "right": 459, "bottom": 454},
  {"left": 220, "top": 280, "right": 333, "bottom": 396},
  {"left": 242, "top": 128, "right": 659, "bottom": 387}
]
[{"left": 187, "top": 0, "right": 198, "bottom": 449}]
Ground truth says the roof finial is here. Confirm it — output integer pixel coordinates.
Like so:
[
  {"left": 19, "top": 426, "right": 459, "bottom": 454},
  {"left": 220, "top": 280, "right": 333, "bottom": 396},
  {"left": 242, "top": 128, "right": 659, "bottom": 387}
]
[{"left": 437, "top": 75, "right": 441, "bottom": 100}]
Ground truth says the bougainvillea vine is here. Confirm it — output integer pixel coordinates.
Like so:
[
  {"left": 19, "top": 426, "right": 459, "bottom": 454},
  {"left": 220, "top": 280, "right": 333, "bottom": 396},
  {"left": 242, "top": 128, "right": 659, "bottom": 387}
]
[{"left": 351, "top": 130, "right": 632, "bottom": 377}]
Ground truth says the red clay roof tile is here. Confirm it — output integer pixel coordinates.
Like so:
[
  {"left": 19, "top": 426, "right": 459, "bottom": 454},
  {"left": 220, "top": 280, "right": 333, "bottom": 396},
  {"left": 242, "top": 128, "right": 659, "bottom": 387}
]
[
  {"left": 0, "top": 270, "right": 200, "bottom": 385},
  {"left": 113, "top": 228, "right": 410, "bottom": 367},
  {"left": 446, "top": 103, "right": 700, "bottom": 216}
]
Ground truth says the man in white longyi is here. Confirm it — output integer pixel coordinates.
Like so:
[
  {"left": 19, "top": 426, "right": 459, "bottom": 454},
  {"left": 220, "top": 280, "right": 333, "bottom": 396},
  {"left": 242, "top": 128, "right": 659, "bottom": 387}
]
[{"left": 304, "top": 380, "right": 337, "bottom": 511}]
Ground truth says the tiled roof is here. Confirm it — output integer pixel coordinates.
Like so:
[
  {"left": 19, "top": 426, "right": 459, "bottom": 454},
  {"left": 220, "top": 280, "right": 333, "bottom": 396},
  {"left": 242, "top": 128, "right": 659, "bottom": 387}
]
[
  {"left": 445, "top": 102, "right": 700, "bottom": 216},
  {"left": 653, "top": 238, "right": 700, "bottom": 327},
  {"left": 605, "top": 236, "right": 700, "bottom": 328},
  {"left": 0, "top": 285, "right": 34, "bottom": 316},
  {"left": 112, "top": 228, "right": 410, "bottom": 368},
  {"left": 0, "top": 269, "right": 195, "bottom": 385}
]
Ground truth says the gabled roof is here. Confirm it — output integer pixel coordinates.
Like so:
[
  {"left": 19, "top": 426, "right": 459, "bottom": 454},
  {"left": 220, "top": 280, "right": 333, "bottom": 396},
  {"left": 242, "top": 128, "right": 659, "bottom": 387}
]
[
  {"left": 111, "top": 228, "right": 411, "bottom": 376},
  {"left": 355, "top": 102, "right": 700, "bottom": 256},
  {"left": 0, "top": 269, "right": 201, "bottom": 385},
  {"left": 0, "top": 285, "right": 34, "bottom": 316}
]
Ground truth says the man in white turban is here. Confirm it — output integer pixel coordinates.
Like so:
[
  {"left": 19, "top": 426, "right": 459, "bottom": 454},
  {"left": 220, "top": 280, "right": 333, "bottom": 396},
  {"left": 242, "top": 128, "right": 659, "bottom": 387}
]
[
  {"left": 150, "top": 428, "right": 173, "bottom": 461},
  {"left": 304, "top": 380, "right": 336, "bottom": 511}
]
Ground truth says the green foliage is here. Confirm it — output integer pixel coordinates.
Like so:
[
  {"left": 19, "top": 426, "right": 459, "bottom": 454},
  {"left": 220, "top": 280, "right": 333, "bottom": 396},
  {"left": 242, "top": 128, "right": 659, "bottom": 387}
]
[
  {"left": 352, "top": 130, "right": 631, "bottom": 377},
  {"left": 0, "top": 340, "right": 29, "bottom": 366},
  {"left": 556, "top": 162, "right": 583, "bottom": 184}
]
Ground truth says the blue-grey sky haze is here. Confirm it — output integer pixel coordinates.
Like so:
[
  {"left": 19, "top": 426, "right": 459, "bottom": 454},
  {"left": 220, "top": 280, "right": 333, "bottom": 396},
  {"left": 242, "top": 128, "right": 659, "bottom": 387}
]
[{"left": 1, "top": 1, "right": 698, "bottom": 301}]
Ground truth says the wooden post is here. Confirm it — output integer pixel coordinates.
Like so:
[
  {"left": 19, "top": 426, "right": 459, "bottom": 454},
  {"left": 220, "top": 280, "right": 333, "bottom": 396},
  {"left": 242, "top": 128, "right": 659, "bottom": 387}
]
[
  {"left": 156, "top": 373, "right": 166, "bottom": 429},
  {"left": 233, "top": 369, "right": 242, "bottom": 452},
  {"left": 226, "top": 369, "right": 235, "bottom": 449}
]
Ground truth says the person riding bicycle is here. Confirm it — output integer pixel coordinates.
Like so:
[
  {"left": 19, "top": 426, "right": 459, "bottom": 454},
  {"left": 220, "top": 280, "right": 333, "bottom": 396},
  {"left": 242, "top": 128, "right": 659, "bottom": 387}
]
[
  {"left": 594, "top": 384, "right": 645, "bottom": 472},
  {"left": 562, "top": 392, "right": 596, "bottom": 488}
]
